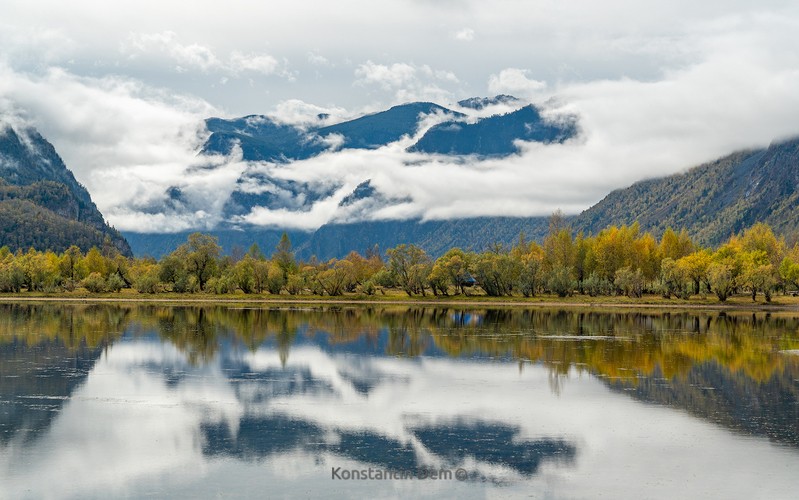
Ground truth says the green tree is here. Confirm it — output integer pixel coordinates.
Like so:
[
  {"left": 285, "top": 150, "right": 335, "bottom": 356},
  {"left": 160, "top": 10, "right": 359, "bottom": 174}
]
[
  {"left": 84, "top": 247, "right": 109, "bottom": 277},
  {"left": 272, "top": 233, "right": 297, "bottom": 281},
  {"left": 431, "top": 248, "right": 474, "bottom": 295},
  {"left": 159, "top": 253, "right": 189, "bottom": 292},
  {"left": 178, "top": 233, "right": 221, "bottom": 291},
  {"left": 473, "top": 251, "right": 521, "bottom": 297},
  {"left": 614, "top": 266, "right": 644, "bottom": 298},
  {"left": 82, "top": 272, "right": 107, "bottom": 293},
  {"left": 740, "top": 250, "right": 777, "bottom": 302},
  {"left": 675, "top": 250, "right": 711, "bottom": 295},
  {"left": 59, "top": 245, "right": 86, "bottom": 290},
  {"left": 779, "top": 253, "right": 799, "bottom": 290},
  {"left": 386, "top": 244, "right": 431, "bottom": 296},
  {"left": 266, "top": 261, "right": 285, "bottom": 294},
  {"left": 233, "top": 255, "right": 256, "bottom": 293}
]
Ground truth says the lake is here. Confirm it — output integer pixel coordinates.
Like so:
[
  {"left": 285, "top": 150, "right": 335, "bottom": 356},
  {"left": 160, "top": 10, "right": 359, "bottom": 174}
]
[{"left": 1, "top": 303, "right": 798, "bottom": 499}]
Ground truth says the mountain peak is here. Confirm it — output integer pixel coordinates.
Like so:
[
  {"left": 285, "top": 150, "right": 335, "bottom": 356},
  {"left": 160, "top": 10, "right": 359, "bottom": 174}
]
[{"left": 457, "top": 95, "right": 521, "bottom": 110}]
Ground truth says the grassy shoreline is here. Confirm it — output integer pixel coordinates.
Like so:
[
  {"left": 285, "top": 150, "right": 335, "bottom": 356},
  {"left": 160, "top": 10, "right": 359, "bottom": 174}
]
[{"left": 2, "top": 290, "right": 798, "bottom": 312}]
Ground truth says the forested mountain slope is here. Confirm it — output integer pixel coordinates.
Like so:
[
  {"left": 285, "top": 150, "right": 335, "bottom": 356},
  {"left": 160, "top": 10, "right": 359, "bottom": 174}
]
[
  {"left": 573, "top": 137, "right": 799, "bottom": 245},
  {"left": 0, "top": 126, "right": 132, "bottom": 255}
]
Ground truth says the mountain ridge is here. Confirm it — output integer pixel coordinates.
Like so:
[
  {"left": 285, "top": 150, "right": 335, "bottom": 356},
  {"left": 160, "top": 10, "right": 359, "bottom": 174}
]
[{"left": 0, "top": 125, "right": 132, "bottom": 255}]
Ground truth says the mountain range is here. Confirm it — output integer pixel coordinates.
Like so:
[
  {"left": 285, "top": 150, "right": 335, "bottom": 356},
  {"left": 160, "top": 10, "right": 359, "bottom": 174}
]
[
  {"left": 2, "top": 96, "right": 799, "bottom": 260},
  {"left": 201, "top": 95, "right": 571, "bottom": 162}
]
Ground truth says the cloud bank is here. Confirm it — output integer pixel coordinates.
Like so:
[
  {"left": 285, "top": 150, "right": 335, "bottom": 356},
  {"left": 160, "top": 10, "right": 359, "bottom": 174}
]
[{"left": 0, "top": 1, "right": 798, "bottom": 233}]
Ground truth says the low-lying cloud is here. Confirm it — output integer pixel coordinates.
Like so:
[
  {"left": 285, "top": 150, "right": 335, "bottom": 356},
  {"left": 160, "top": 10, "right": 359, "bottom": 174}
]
[{"left": 1, "top": 7, "right": 799, "bottom": 234}]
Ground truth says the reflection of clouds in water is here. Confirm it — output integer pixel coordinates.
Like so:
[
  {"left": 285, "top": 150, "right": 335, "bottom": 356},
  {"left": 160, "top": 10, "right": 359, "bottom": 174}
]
[{"left": 1, "top": 339, "right": 799, "bottom": 499}]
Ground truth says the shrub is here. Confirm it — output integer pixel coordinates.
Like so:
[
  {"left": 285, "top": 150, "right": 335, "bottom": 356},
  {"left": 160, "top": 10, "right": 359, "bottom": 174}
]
[{"left": 82, "top": 272, "right": 107, "bottom": 293}]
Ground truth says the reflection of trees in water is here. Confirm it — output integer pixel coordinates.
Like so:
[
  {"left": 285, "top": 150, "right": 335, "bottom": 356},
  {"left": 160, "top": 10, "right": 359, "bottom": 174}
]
[
  {"left": 0, "top": 303, "right": 129, "bottom": 349},
  {"left": 2, "top": 304, "right": 798, "bottom": 384}
]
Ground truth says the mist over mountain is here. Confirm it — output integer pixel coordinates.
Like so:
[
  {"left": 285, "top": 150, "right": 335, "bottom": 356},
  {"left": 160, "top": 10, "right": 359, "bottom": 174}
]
[
  {"left": 123, "top": 96, "right": 579, "bottom": 257},
  {"left": 0, "top": 125, "right": 132, "bottom": 255},
  {"left": 200, "top": 97, "right": 570, "bottom": 163},
  {"left": 126, "top": 135, "right": 799, "bottom": 260},
  {"left": 5, "top": 98, "right": 799, "bottom": 261}
]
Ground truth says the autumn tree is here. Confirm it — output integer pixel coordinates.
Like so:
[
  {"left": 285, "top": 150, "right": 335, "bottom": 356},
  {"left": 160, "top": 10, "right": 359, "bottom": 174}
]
[
  {"left": 430, "top": 248, "right": 474, "bottom": 295},
  {"left": 178, "top": 233, "right": 221, "bottom": 291},
  {"left": 386, "top": 244, "right": 431, "bottom": 296}
]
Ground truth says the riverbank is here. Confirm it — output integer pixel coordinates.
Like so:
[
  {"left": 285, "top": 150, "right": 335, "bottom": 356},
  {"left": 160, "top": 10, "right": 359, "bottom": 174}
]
[{"left": 2, "top": 290, "right": 798, "bottom": 312}]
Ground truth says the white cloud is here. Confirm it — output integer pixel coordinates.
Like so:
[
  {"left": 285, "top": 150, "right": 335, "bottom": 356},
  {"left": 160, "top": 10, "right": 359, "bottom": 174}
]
[
  {"left": 122, "top": 31, "right": 287, "bottom": 78},
  {"left": 354, "top": 61, "right": 461, "bottom": 103},
  {"left": 229, "top": 51, "right": 279, "bottom": 75},
  {"left": 454, "top": 28, "right": 475, "bottom": 41},
  {"left": 488, "top": 68, "right": 547, "bottom": 98},
  {"left": 2, "top": 1, "right": 799, "bottom": 234},
  {"left": 0, "top": 64, "right": 251, "bottom": 232},
  {"left": 355, "top": 61, "right": 418, "bottom": 90},
  {"left": 268, "top": 99, "right": 351, "bottom": 127},
  {"left": 306, "top": 51, "right": 332, "bottom": 67},
  {"left": 125, "top": 31, "right": 221, "bottom": 72}
]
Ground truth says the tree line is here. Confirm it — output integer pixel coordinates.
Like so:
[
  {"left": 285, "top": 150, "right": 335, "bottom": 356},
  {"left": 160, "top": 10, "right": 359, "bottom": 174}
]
[{"left": 2, "top": 220, "right": 799, "bottom": 302}]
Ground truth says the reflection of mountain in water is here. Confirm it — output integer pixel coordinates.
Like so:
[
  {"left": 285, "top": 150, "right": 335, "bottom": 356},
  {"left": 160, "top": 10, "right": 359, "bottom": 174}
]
[
  {"left": 2, "top": 304, "right": 799, "bottom": 453},
  {"left": 0, "top": 340, "right": 104, "bottom": 445},
  {"left": 201, "top": 414, "right": 575, "bottom": 480},
  {"left": 608, "top": 362, "right": 799, "bottom": 446}
]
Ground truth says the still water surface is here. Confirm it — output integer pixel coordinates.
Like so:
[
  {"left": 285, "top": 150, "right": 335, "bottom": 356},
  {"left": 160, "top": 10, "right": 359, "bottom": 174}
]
[{"left": 1, "top": 304, "right": 798, "bottom": 499}]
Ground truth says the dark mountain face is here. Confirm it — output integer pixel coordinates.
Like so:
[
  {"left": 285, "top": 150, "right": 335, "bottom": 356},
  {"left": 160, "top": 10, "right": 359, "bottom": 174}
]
[
  {"left": 202, "top": 101, "right": 465, "bottom": 163},
  {"left": 201, "top": 115, "right": 325, "bottom": 162},
  {"left": 201, "top": 98, "right": 573, "bottom": 164},
  {"left": 319, "top": 102, "right": 463, "bottom": 150},
  {"left": 572, "top": 137, "right": 799, "bottom": 245},
  {"left": 0, "top": 125, "right": 132, "bottom": 255},
  {"left": 409, "top": 105, "right": 577, "bottom": 157}
]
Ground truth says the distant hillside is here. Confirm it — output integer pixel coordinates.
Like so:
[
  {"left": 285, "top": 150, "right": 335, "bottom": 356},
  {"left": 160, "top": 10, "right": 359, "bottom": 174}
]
[
  {"left": 0, "top": 125, "right": 132, "bottom": 255},
  {"left": 304, "top": 217, "right": 549, "bottom": 260},
  {"left": 572, "top": 137, "right": 799, "bottom": 245},
  {"left": 124, "top": 217, "right": 550, "bottom": 260}
]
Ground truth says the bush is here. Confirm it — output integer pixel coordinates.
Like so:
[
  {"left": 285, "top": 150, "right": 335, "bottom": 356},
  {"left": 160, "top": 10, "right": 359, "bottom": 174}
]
[
  {"left": 583, "top": 271, "right": 613, "bottom": 297},
  {"left": 106, "top": 274, "right": 125, "bottom": 293},
  {"left": 82, "top": 272, "right": 107, "bottom": 293},
  {"left": 358, "top": 279, "right": 377, "bottom": 296},
  {"left": 614, "top": 266, "right": 644, "bottom": 298},
  {"left": 547, "top": 265, "right": 576, "bottom": 297},
  {"left": 134, "top": 272, "right": 159, "bottom": 294},
  {"left": 286, "top": 274, "right": 305, "bottom": 295}
]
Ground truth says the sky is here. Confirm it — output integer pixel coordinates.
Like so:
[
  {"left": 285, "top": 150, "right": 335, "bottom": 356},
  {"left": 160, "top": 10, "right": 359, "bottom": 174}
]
[{"left": 1, "top": 0, "right": 799, "bottom": 232}]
